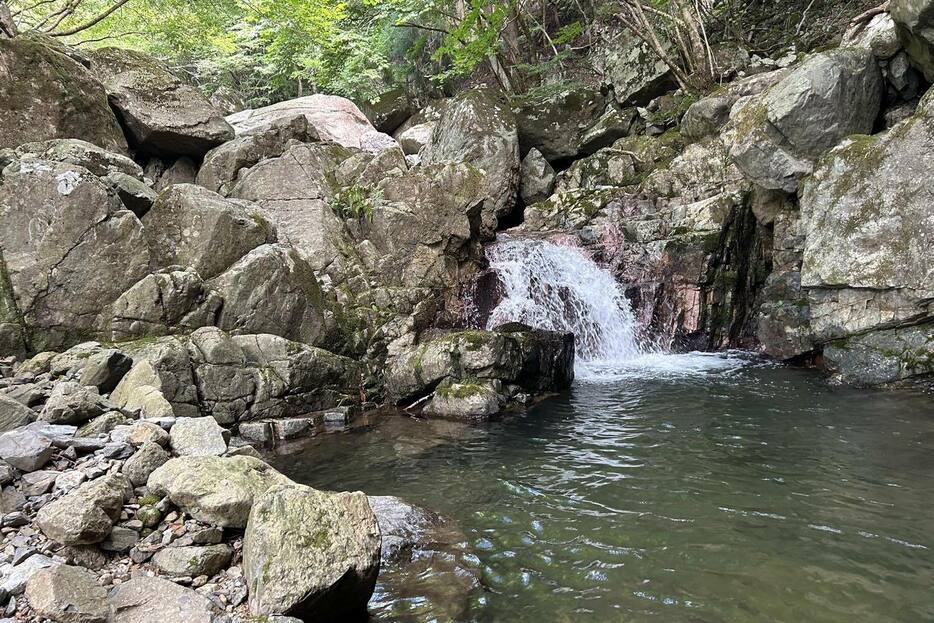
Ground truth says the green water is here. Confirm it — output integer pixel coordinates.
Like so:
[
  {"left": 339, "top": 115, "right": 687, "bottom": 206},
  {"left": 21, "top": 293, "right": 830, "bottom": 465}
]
[{"left": 272, "top": 355, "right": 934, "bottom": 623}]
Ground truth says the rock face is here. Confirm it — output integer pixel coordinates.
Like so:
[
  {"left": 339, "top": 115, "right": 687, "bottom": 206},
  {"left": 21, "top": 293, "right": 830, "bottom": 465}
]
[
  {"left": 227, "top": 94, "right": 396, "bottom": 154},
  {"left": 148, "top": 455, "right": 291, "bottom": 528},
  {"left": 89, "top": 47, "right": 234, "bottom": 157},
  {"left": 727, "top": 48, "right": 883, "bottom": 192},
  {"left": 892, "top": 0, "right": 934, "bottom": 80},
  {"left": 0, "top": 156, "right": 150, "bottom": 352},
  {"left": 422, "top": 90, "right": 520, "bottom": 233},
  {"left": 243, "top": 483, "right": 380, "bottom": 620},
  {"left": 36, "top": 474, "right": 125, "bottom": 545},
  {"left": 25, "top": 564, "right": 110, "bottom": 623},
  {"left": 385, "top": 325, "right": 575, "bottom": 416},
  {"left": 0, "top": 36, "right": 127, "bottom": 153}
]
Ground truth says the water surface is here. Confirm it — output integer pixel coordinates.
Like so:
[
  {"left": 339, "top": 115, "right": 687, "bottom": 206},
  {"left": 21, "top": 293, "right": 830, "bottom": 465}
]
[{"left": 273, "top": 356, "right": 934, "bottom": 623}]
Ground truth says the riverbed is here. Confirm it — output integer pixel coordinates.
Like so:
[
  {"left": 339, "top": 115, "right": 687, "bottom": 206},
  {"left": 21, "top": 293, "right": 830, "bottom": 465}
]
[{"left": 272, "top": 354, "right": 934, "bottom": 623}]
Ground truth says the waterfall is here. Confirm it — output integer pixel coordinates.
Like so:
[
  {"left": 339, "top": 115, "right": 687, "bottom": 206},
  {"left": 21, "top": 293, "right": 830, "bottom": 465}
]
[{"left": 484, "top": 236, "right": 647, "bottom": 364}]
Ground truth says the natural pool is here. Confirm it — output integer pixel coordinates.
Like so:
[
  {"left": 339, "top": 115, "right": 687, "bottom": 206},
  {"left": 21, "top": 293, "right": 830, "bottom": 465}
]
[{"left": 273, "top": 354, "right": 934, "bottom": 623}]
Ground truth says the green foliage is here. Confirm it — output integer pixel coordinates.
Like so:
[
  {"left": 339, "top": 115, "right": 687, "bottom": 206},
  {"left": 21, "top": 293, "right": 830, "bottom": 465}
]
[{"left": 329, "top": 185, "right": 383, "bottom": 221}]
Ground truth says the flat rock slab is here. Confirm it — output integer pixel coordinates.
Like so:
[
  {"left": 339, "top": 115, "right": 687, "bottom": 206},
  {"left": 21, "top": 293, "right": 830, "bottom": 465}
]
[
  {"left": 108, "top": 576, "right": 215, "bottom": 623},
  {"left": 25, "top": 564, "right": 110, "bottom": 623}
]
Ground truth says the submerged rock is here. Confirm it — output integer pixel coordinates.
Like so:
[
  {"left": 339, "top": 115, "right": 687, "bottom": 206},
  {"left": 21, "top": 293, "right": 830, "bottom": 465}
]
[{"left": 243, "top": 483, "right": 380, "bottom": 620}]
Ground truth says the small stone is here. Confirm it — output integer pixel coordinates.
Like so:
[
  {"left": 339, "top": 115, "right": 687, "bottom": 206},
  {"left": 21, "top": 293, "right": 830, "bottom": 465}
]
[
  {"left": 55, "top": 470, "right": 87, "bottom": 492},
  {"left": 125, "top": 422, "right": 170, "bottom": 447},
  {"left": 2, "top": 512, "right": 28, "bottom": 528},
  {"left": 100, "top": 526, "right": 139, "bottom": 553},
  {"left": 123, "top": 442, "right": 170, "bottom": 486},
  {"left": 21, "top": 470, "right": 58, "bottom": 496}
]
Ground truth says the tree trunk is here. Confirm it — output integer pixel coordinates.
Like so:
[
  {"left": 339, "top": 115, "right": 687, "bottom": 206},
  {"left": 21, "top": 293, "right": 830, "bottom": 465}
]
[{"left": 0, "top": 1, "right": 17, "bottom": 38}]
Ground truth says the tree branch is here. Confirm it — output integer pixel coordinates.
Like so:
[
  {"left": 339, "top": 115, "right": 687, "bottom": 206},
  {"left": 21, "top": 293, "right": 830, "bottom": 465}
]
[{"left": 50, "top": 0, "right": 132, "bottom": 37}]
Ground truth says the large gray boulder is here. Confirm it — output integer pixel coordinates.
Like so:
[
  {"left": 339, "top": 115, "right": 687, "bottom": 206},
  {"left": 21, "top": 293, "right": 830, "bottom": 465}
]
[
  {"left": 36, "top": 474, "right": 126, "bottom": 545},
  {"left": 823, "top": 322, "right": 934, "bottom": 385},
  {"left": 208, "top": 244, "right": 328, "bottom": 345},
  {"left": 892, "top": 0, "right": 934, "bottom": 80},
  {"left": 518, "top": 148, "right": 556, "bottom": 205},
  {"left": 107, "top": 576, "right": 216, "bottom": 623},
  {"left": 0, "top": 36, "right": 127, "bottom": 152},
  {"left": 598, "top": 30, "right": 675, "bottom": 106},
  {"left": 5, "top": 139, "right": 143, "bottom": 180},
  {"left": 422, "top": 90, "right": 520, "bottom": 234},
  {"left": 727, "top": 48, "right": 883, "bottom": 192},
  {"left": 512, "top": 88, "right": 608, "bottom": 161},
  {"left": 123, "top": 441, "right": 170, "bottom": 486},
  {"left": 385, "top": 324, "right": 575, "bottom": 415},
  {"left": 392, "top": 100, "right": 449, "bottom": 155},
  {"left": 25, "top": 564, "right": 110, "bottom": 623},
  {"left": 89, "top": 47, "right": 233, "bottom": 158},
  {"left": 110, "top": 336, "right": 199, "bottom": 418},
  {"left": 147, "top": 455, "right": 291, "bottom": 528},
  {"left": 169, "top": 417, "right": 227, "bottom": 457},
  {"left": 196, "top": 114, "right": 319, "bottom": 195},
  {"left": 227, "top": 94, "right": 397, "bottom": 155},
  {"left": 243, "top": 483, "right": 380, "bottom": 620},
  {"left": 0, "top": 428, "right": 52, "bottom": 471},
  {"left": 0, "top": 158, "right": 150, "bottom": 352},
  {"left": 39, "top": 382, "right": 111, "bottom": 425},
  {"left": 143, "top": 184, "right": 276, "bottom": 279}
]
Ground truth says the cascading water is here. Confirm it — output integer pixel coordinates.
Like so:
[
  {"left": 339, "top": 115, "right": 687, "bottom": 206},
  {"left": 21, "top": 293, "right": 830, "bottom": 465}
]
[
  {"left": 484, "top": 236, "right": 648, "bottom": 363},
  {"left": 484, "top": 236, "right": 746, "bottom": 379}
]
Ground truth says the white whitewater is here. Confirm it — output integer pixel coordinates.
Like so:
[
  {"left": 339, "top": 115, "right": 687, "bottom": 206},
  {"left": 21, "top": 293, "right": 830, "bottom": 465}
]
[{"left": 484, "top": 236, "right": 747, "bottom": 380}]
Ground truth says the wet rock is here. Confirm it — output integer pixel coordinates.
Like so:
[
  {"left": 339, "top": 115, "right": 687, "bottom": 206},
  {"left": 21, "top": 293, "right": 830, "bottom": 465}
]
[
  {"left": 89, "top": 47, "right": 233, "bottom": 158},
  {"left": 0, "top": 429, "right": 53, "bottom": 472},
  {"left": 25, "top": 564, "right": 110, "bottom": 623},
  {"left": 107, "top": 576, "right": 216, "bottom": 623},
  {"left": 148, "top": 455, "right": 291, "bottom": 528},
  {"left": 152, "top": 544, "right": 232, "bottom": 577},
  {"left": 36, "top": 474, "right": 126, "bottom": 545},
  {"left": 824, "top": 323, "right": 934, "bottom": 385},
  {"left": 169, "top": 417, "right": 227, "bottom": 457},
  {"left": 123, "top": 442, "right": 170, "bottom": 486},
  {"left": 0, "top": 394, "right": 35, "bottom": 432},
  {"left": 243, "top": 483, "right": 380, "bottom": 620},
  {"left": 0, "top": 37, "right": 127, "bottom": 152},
  {"left": 727, "top": 48, "right": 883, "bottom": 192}
]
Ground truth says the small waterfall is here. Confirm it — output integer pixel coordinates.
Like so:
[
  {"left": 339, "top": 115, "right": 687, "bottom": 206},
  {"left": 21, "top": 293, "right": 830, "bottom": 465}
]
[{"left": 484, "top": 236, "right": 647, "bottom": 364}]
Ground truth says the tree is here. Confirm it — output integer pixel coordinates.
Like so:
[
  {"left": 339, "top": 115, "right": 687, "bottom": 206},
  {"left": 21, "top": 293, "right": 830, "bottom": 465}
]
[
  {"left": 614, "top": 0, "right": 715, "bottom": 92},
  {"left": 0, "top": 1, "right": 17, "bottom": 38}
]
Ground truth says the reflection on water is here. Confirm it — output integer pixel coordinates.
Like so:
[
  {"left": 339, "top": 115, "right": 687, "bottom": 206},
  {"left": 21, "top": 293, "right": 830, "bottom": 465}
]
[{"left": 272, "top": 360, "right": 934, "bottom": 623}]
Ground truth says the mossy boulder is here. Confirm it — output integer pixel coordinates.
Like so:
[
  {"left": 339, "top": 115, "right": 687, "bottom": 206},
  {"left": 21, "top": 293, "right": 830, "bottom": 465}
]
[
  {"left": 0, "top": 35, "right": 127, "bottom": 153},
  {"left": 726, "top": 48, "right": 883, "bottom": 192},
  {"left": 243, "top": 483, "right": 380, "bottom": 620},
  {"left": 88, "top": 47, "right": 233, "bottom": 158}
]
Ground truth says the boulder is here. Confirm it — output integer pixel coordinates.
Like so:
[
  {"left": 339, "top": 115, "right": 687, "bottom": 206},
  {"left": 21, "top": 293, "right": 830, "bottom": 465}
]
[
  {"left": 422, "top": 90, "right": 520, "bottom": 233},
  {"left": 151, "top": 544, "right": 232, "bottom": 577},
  {"left": 0, "top": 429, "right": 53, "bottom": 472},
  {"left": 169, "top": 417, "right": 227, "bottom": 457},
  {"left": 513, "top": 88, "right": 608, "bottom": 161},
  {"left": 147, "top": 455, "right": 291, "bottom": 528},
  {"left": 823, "top": 322, "right": 934, "bottom": 385},
  {"left": 110, "top": 336, "right": 200, "bottom": 418},
  {"left": 599, "top": 31, "right": 675, "bottom": 106},
  {"left": 25, "top": 564, "right": 110, "bottom": 623},
  {"left": 843, "top": 12, "right": 902, "bottom": 59},
  {"left": 107, "top": 576, "right": 215, "bottom": 623},
  {"left": 0, "top": 553, "right": 59, "bottom": 595},
  {"left": 208, "top": 244, "right": 328, "bottom": 345},
  {"left": 101, "top": 269, "right": 222, "bottom": 342},
  {"left": 227, "top": 94, "right": 396, "bottom": 154},
  {"left": 359, "top": 88, "right": 412, "bottom": 133},
  {"left": 196, "top": 114, "right": 319, "bottom": 195},
  {"left": 5, "top": 139, "right": 142, "bottom": 179},
  {"left": 123, "top": 441, "right": 170, "bottom": 486},
  {"left": 124, "top": 421, "right": 169, "bottom": 447},
  {"left": 143, "top": 184, "right": 276, "bottom": 280},
  {"left": 423, "top": 381, "right": 501, "bottom": 419},
  {"left": 892, "top": 0, "right": 934, "bottom": 80},
  {"left": 36, "top": 474, "right": 125, "bottom": 545},
  {"left": 727, "top": 48, "right": 883, "bottom": 192},
  {"left": 77, "top": 349, "right": 132, "bottom": 393},
  {"left": 392, "top": 100, "right": 449, "bottom": 155},
  {"left": 243, "top": 483, "right": 380, "bottom": 620},
  {"left": 518, "top": 148, "right": 555, "bottom": 205},
  {"left": 153, "top": 157, "right": 197, "bottom": 191},
  {"left": 0, "top": 156, "right": 150, "bottom": 352},
  {"left": 0, "top": 394, "right": 35, "bottom": 432},
  {"left": 385, "top": 325, "right": 575, "bottom": 410},
  {"left": 89, "top": 47, "right": 233, "bottom": 158},
  {"left": 0, "top": 36, "right": 126, "bottom": 152},
  {"left": 39, "top": 382, "right": 110, "bottom": 425},
  {"left": 682, "top": 95, "right": 736, "bottom": 140}
]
